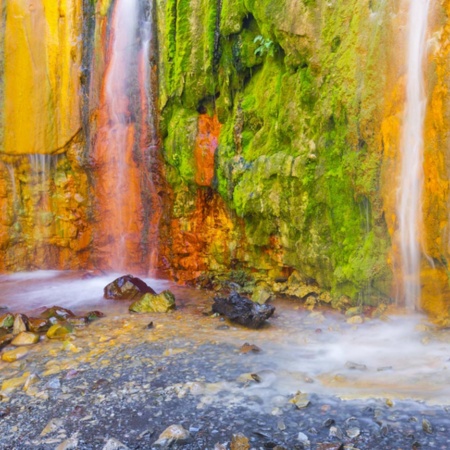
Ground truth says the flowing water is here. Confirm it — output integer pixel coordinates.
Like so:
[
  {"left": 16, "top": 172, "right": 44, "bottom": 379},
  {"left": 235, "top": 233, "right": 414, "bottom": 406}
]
[
  {"left": 397, "top": 0, "right": 430, "bottom": 310},
  {"left": 2, "top": 271, "right": 450, "bottom": 406}
]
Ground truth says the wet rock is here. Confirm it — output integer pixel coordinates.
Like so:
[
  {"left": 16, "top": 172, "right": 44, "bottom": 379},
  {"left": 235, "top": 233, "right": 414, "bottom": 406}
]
[
  {"left": 290, "top": 392, "right": 310, "bottom": 409},
  {"left": 23, "top": 373, "right": 40, "bottom": 391},
  {"left": 41, "top": 306, "right": 75, "bottom": 320},
  {"left": 56, "top": 433, "right": 79, "bottom": 450},
  {"left": 102, "top": 438, "right": 130, "bottom": 450},
  {"left": 81, "top": 269, "right": 106, "bottom": 279},
  {"left": 129, "top": 291, "right": 176, "bottom": 314},
  {"left": 67, "top": 316, "right": 88, "bottom": 327},
  {"left": 347, "top": 316, "right": 363, "bottom": 325},
  {"left": 0, "top": 334, "right": 13, "bottom": 350},
  {"left": 239, "top": 343, "right": 262, "bottom": 354},
  {"left": 2, "top": 374, "right": 30, "bottom": 391},
  {"left": 13, "top": 314, "right": 29, "bottom": 335},
  {"left": 0, "top": 313, "right": 14, "bottom": 329},
  {"left": 85, "top": 311, "right": 105, "bottom": 322},
  {"left": 251, "top": 285, "right": 273, "bottom": 305},
  {"left": 212, "top": 292, "right": 275, "bottom": 328},
  {"left": 345, "top": 307, "right": 362, "bottom": 317},
  {"left": 40, "top": 418, "right": 64, "bottom": 436},
  {"left": 145, "top": 321, "right": 154, "bottom": 329},
  {"left": 346, "top": 427, "right": 360, "bottom": 438},
  {"left": 28, "top": 317, "right": 50, "bottom": 333},
  {"left": 46, "top": 323, "right": 74, "bottom": 339},
  {"left": 322, "top": 419, "right": 336, "bottom": 428},
  {"left": 422, "top": 418, "right": 433, "bottom": 434},
  {"left": 1, "top": 347, "right": 29, "bottom": 362},
  {"left": 316, "top": 444, "right": 343, "bottom": 450},
  {"left": 329, "top": 426, "right": 344, "bottom": 440},
  {"left": 104, "top": 275, "right": 156, "bottom": 300},
  {"left": 230, "top": 433, "right": 250, "bottom": 450},
  {"left": 153, "top": 424, "right": 190, "bottom": 448},
  {"left": 11, "top": 331, "right": 39, "bottom": 346},
  {"left": 45, "top": 377, "right": 61, "bottom": 390},
  {"left": 345, "top": 361, "right": 367, "bottom": 371},
  {"left": 297, "top": 432, "right": 310, "bottom": 448}
]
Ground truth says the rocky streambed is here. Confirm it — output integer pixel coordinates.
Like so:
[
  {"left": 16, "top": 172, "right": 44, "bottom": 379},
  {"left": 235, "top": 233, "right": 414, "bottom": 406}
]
[{"left": 1, "top": 272, "right": 450, "bottom": 449}]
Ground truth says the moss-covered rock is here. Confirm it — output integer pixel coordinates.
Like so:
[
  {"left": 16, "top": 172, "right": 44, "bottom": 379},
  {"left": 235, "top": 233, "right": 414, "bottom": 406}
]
[{"left": 129, "top": 291, "right": 176, "bottom": 314}]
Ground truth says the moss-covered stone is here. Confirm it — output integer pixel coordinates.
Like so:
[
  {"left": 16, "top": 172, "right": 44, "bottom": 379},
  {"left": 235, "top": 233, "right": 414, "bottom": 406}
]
[{"left": 129, "top": 291, "right": 176, "bottom": 314}]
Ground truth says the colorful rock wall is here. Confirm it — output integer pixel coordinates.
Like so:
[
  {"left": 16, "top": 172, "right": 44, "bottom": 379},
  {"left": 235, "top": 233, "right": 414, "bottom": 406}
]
[{"left": 1, "top": 0, "right": 450, "bottom": 317}]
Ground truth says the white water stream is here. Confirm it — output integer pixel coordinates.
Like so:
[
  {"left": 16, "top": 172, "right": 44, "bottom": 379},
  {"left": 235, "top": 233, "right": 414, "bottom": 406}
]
[{"left": 398, "top": 0, "right": 430, "bottom": 310}]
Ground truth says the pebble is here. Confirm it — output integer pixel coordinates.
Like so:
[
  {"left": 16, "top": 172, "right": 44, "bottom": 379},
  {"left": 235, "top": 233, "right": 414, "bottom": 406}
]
[
  {"left": 11, "top": 331, "right": 39, "bottom": 346},
  {"left": 153, "top": 424, "right": 190, "bottom": 448},
  {"left": 346, "top": 427, "right": 360, "bottom": 438},
  {"left": 422, "top": 418, "right": 433, "bottom": 434},
  {"left": 345, "top": 361, "right": 367, "bottom": 371},
  {"left": 297, "top": 431, "right": 310, "bottom": 448},
  {"left": 1, "top": 347, "right": 29, "bottom": 362},
  {"left": 230, "top": 433, "right": 250, "bottom": 450},
  {"left": 56, "top": 433, "right": 79, "bottom": 450},
  {"left": 102, "top": 438, "right": 130, "bottom": 449},
  {"left": 290, "top": 391, "right": 310, "bottom": 409}
]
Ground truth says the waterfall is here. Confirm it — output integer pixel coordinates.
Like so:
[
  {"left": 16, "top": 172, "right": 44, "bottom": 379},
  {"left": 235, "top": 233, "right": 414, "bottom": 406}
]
[
  {"left": 94, "top": 0, "right": 154, "bottom": 272},
  {"left": 398, "top": 0, "right": 430, "bottom": 310}
]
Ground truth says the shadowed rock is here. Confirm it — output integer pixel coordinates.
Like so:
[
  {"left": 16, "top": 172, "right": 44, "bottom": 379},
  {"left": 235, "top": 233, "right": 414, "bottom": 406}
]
[
  {"left": 212, "top": 292, "right": 275, "bottom": 328},
  {"left": 40, "top": 306, "right": 75, "bottom": 320},
  {"left": 104, "top": 275, "right": 156, "bottom": 300}
]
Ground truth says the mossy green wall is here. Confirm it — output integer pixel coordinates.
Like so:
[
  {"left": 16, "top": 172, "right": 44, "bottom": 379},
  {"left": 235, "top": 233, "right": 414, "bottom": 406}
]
[{"left": 156, "top": 0, "right": 398, "bottom": 303}]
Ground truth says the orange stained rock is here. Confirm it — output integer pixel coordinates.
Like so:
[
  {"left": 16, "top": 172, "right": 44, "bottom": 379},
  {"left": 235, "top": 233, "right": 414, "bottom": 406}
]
[
  {"left": 3, "top": 0, "right": 82, "bottom": 155},
  {"left": 194, "top": 115, "right": 222, "bottom": 187},
  {"left": 168, "top": 189, "right": 237, "bottom": 281}
]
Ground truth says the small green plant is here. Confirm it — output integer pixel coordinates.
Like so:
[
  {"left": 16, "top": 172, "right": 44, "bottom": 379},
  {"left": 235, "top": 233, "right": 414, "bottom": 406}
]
[{"left": 253, "top": 35, "right": 276, "bottom": 57}]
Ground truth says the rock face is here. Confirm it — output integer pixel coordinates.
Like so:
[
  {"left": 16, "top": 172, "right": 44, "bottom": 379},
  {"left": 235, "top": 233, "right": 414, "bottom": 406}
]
[
  {"left": 212, "top": 292, "right": 275, "bottom": 328},
  {"left": 1, "top": 0, "right": 450, "bottom": 318},
  {"left": 104, "top": 275, "right": 156, "bottom": 300},
  {"left": 129, "top": 291, "right": 176, "bottom": 314}
]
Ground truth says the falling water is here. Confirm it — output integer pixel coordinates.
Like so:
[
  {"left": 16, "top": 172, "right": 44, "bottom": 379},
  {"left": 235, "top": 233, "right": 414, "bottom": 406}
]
[{"left": 398, "top": 0, "right": 430, "bottom": 310}]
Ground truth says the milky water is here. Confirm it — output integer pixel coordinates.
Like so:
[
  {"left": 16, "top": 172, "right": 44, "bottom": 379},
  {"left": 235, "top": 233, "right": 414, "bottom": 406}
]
[
  {"left": 397, "top": 0, "right": 430, "bottom": 310},
  {"left": 2, "top": 272, "right": 450, "bottom": 408}
]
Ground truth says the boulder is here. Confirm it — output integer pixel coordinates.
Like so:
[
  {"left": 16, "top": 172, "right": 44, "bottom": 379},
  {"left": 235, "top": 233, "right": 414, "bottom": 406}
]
[
  {"left": 212, "top": 292, "right": 275, "bottom": 328},
  {"left": 11, "top": 332, "right": 40, "bottom": 346},
  {"left": 28, "top": 318, "right": 51, "bottom": 333},
  {"left": 40, "top": 306, "right": 75, "bottom": 320},
  {"left": 0, "top": 313, "right": 14, "bottom": 330},
  {"left": 129, "top": 291, "right": 176, "bottom": 314},
  {"left": 46, "top": 323, "right": 74, "bottom": 339},
  {"left": 104, "top": 275, "right": 156, "bottom": 300},
  {"left": 13, "top": 314, "right": 29, "bottom": 335}
]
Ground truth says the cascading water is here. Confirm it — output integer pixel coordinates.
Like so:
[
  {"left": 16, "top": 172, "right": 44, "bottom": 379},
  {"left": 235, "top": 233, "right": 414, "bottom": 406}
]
[
  {"left": 397, "top": 0, "right": 430, "bottom": 310},
  {"left": 93, "top": 0, "right": 157, "bottom": 272}
]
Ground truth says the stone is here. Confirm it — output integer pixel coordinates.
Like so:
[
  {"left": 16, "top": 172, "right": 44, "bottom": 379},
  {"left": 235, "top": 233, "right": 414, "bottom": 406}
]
[
  {"left": 346, "top": 427, "right": 360, "bottom": 438},
  {"left": 212, "top": 292, "right": 275, "bottom": 328},
  {"left": 1, "top": 347, "right": 29, "bottom": 362},
  {"left": 40, "top": 418, "right": 64, "bottom": 436},
  {"left": 23, "top": 373, "right": 40, "bottom": 391},
  {"left": 11, "top": 331, "right": 39, "bottom": 346},
  {"left": 0, "top": 334, "right": 13, "bottom": 350},
  {"left": 2, "top": 373, "right": 30, "bottom": 391},
  {"left": 230, "top": 433, "right": 250, "bottom": 450},
  {"left": 102, "top": 439, "right": 130, "bottom": 450},
  {"left": 0, "top": 313, "right": 14, "bottom": 329},
  {"left": 41, "top": 306, "right": 75, "bottom": 320},
  {"left": 85, "top": 311, "right": 105, "bottom": 322},
  {"left": 298, "top": 432, "right": 310, "bottom": 448},
  {"left": 316, "top": 444, "right": 343, "bottom": 450},
  {"left": 47, "top": 323, "right": 74, "bottom": 339},
  {"left": 104, "top": 275, "right": 156, "bottom": 300},
  {"left": 251, "top": 285, "right": 273, "bottom": 304},
  {"left": 347, "top": 315, "right": 363, "bottom": 325},
  {"left": 67, "top": 317, "right": 88, "bottom": 327},
  {"left": 422, "top": 418, "right": 433, "bottom": 434},
  {"left": 56, "top": 433, "right": 79, "bottom": 450},
  {"left": 13, "top": 314, "right": 29, "bottom": 335},
  {"left": 28, "top": 317, "right": 50, "bottom": 333},
  {"left": 129, "top": 291, "right": 176, "bottom": 314},
  {"left": 345, "top": 361, "right": 367, "bottom": 371},
  {"left": 153, "top": 424, "right": 190, "bottom": 448},
  {"left": 290, "top": 391, "right": 310, "bottom": 409},
  {"left": 239, "top": 343, "right": 262, "bottom": 354}
]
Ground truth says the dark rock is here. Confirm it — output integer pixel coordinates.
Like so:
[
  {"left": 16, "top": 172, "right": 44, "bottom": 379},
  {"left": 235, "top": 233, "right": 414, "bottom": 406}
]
[
  {"left": 40, "top": 306, "right": 76, "bottom": 320},
  {"left": 240, "top": 343, "right": 262, "bottom": 354},
  {"left": 104, "top": 275, "right": 156, "bottom": 300},
  {"left": 146, "top": 321, "right": 154, "bottom": 329},
  {"left": 0, "top": 334, "right": 13, "bottom": 350},
  {"left": 345, "top": 361, "right": 367, "bottom": 371},
  {"left": 28, "top": 317, "right": 51, "bottom": 333},
  {"left": 85, "top": 311, "right": 105, "bottom": 322},
  {"left": 212, "top": 292, "right": 275, "bottom": 328}
]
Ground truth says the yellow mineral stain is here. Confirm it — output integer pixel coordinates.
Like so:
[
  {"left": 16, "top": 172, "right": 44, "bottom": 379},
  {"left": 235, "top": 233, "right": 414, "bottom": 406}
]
[
  {"left": 2, "top": 372, "right": 30, "bottom": 391},
  {"left": 3, "top": 0, "right": 82, "bottom": 155}
]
